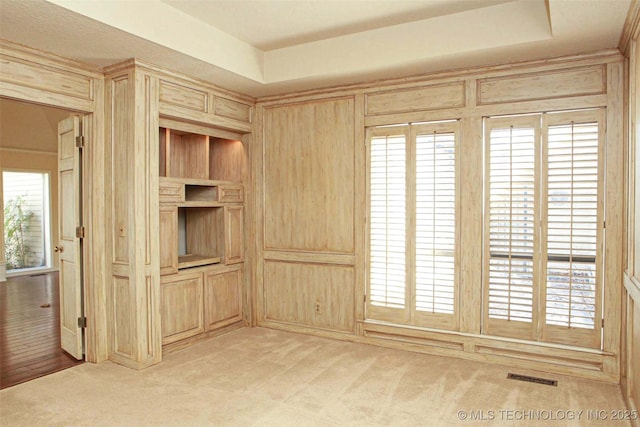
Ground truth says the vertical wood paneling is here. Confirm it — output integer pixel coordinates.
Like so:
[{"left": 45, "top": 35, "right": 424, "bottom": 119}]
[
  {"left": 159, "top": 207, "right": 178, "bottom": 275},
  {"left": 113, "top": 277, "right": 132, "bottom": 357},
  {"left": 264, "top": 98, "right": 355, "bottom": 253},
  {"left": 209, "top": 138, "right": 246, "bottom": 182},
  {"left": 264, "top": 261, "right": 355, "bottom": 332},
  {"left": 353, "top": 93, "right": 366, "bottom": 332},
  {"left": 603, "top": 62, "right": 624, "bottom": 375},
  {"left": 632, "top": 299, "right": 640, "bottom": 415},
  {"left": 630, "top": 298, "right": 640, "bottom": 417},
  {"left": 634, "top": 40, "right": 640, "bottom": 277},
  {"left": 633, "top": 27, "right": 640, "bottom": 420},
  {"left": 459, "top": 114, "right": 483, "bottom": 334},
  {"left": 168, "top": 133, "right": 209, "bottom": 180},
  {"left": 252, "top": 106, "right": 265, "bottom": 327},
  {"left": 161, "top": 272, "right": 204, "bottom": 345},
  {"left": 106, "top": 65, "right": 162, "bottom": 368},
  {"left": 144, "top": 74, "right": 159, "bottom": 267},
  {"left": 204, "top": 269, "right": 242, "bottom": 330},
  {"left": 624, "top": 15, "right": 640, "bottom": 420},
  {"left": 111, "top": 75, "right": 131, "bottom": 264},
  {"left": 225, "top": 206, "right": 244, "bottom": 264}
]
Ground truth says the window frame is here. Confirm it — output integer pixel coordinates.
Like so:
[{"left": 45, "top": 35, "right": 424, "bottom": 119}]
[
  {"left": 366, "top": 121, "right": 460, "bottom": 330},
  {"left": 540, "top": 110, "right": 605, "bottom": 349},
  {"left": 482, "top": 109, "right": 605, "bottom": 349},
  {"left": 2, "top": 169, "right": 53, "bottom": 273}
]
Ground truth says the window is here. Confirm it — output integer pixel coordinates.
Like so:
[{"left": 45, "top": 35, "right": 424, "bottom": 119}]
[
  {"left": 3, "top": 171, "right": 52, "bottom": 272},
  {"left": 484, "top": 110, "right": 604, "bottom": 348},
  {"left": 369, "top": 128, "right": 407, "bottom": 311},
  {"left": 367, "top": 122, "right": 459, "bottom": 330},
  {"left": 415, "top": 129, "right": 456, "bottom": 316}
]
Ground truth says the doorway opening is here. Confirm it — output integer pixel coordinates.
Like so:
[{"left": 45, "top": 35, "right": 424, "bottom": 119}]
[{"left": 0, "top": 98, "right": 86, "bottom": 387}]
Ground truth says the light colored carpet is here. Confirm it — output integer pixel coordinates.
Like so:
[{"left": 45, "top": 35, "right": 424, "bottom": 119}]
[{"left": 0, "top": 327, "right": 630, "bottom": 426}]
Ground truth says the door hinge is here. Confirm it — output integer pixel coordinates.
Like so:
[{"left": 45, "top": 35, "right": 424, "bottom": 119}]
[
  {"left": 601, "top": 318, "right": 604, "bottom": 328},
  {"left": 76, "top": 226, "right": 85, "bottom": 239},
  {"left": 364, "top": 295, "right": 367, "bottom": 303},
  {"left": 75, "top": 135, "right": 85, "bottom": 148},
  {"left": 77, "top": 316, "right": 87, "bottom": 329}
]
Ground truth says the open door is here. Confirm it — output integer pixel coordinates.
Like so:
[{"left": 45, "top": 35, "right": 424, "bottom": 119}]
[{"left": 57, "top": 116, "right": 84, "bottom": 360}]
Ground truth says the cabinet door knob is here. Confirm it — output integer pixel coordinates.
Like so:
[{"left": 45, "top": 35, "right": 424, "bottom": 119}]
[{"left": 54, "top": 246, "right": 64, "bottom": 253}]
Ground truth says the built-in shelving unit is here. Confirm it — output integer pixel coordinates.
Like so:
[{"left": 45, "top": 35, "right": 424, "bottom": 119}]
[{"left": 159, "top": 125, "right": 245, "bottom": 347}]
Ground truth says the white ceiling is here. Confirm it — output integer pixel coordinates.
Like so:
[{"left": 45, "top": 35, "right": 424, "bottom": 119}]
[
  {"left": 0, "top": 0, "right": 633, "bottom": 97},
  {"left": 161, "top": 0, "right": 512, "bottom": 50}
]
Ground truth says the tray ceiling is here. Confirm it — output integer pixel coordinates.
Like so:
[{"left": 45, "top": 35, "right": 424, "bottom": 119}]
[{"left": 0, "top": 0, "right": 632, "bottom": 97}]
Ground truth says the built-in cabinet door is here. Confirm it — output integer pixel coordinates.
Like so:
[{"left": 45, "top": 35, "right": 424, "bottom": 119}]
[
  {"left": 204, "top": 269, "right": 242, "bottom": 331},
  {"left": 161, "top": 272, "right": 204, "bottom": 345},
  {"left": 159, "top": 206, "right": 178, "bottom": 275},
  {"left": 224, "top": 206, "right": 244, "bottom": 264}
]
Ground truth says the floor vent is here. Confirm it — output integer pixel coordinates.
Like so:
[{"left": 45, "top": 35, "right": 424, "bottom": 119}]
[{"left": 507, "top": 373, "right": 558, "bottom": 386}]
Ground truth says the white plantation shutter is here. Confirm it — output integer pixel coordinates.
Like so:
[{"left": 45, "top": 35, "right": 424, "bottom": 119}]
[
  {"left": 367, "top": 122, "right": 459, "bottom": 329},
  {"left": 542, "top": 111, "right": 603, "bottom": 348},
  {"left": 415, "top": 129, "right": 456, "bottom": 315},
  {"left": 485, "top": 117, "right": 539, "bottom": 339},
  {"left": 483, "top": 111, "right": 604, "bottom": 348},
  {"left": 369, "top": 129, "right": 407, "bottom": 312}
]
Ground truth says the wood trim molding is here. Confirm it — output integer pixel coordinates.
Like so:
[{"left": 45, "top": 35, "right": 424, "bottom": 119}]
[
  {"left": 104, "top": 58, "right": 255, "bottom": 104},
  {"left": 258, "top": 318, "right": 618, "bottom": 382},
  {"left": 0, "top": 147, "right": 57, "bottom": 156},
  {"left": 624, "top": 272, "right": 640, "bottom": 305},
  {"left": 620, "top": 0, "right": 640, "bottom": 56},
  {"left": 257, "top": 50, "right": 622, "bottom": 104},
  {"left": 0, "top": 39, "right": 102, "bottom": 75}
]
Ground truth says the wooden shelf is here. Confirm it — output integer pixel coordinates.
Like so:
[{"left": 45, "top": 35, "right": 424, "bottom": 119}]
[
  {"left": 159, "top": 127, "right": 245, "bottom": 182},
  {"left": 160, "top": 176, "right": 237, "bottom": 187},
  {"left": 158, "top": 124, "right": 246, "bottom": 349},
  {"left": 179, "top": 201, "right": 224, "bottom": 208},
  {"left": 178, "top": 255, "right": 222, "bottom": 270}
]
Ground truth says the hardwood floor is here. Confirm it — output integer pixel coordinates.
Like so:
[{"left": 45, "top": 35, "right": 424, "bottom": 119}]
[{"left": 0, "top": 272, "right": 83, "bottom": 389}]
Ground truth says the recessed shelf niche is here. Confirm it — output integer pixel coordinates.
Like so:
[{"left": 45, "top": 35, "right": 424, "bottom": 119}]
[
  {"left": 159, "top": 127, "right": 244, "bottom": 182},
  {"left": 177, "top": 207, "right": 223, "bottom": 270}
]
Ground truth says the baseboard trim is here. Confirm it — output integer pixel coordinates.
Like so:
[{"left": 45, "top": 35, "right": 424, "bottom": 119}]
[{"left": 258, "top": 318, "right": 619, "bottom": 383}]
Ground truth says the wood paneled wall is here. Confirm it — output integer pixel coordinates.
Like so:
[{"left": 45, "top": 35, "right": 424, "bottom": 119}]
[
  {"left": 255, "top": 51, "right": 625, "bottom": 382},
  {"left": 264, "top": 98, "right": 355, "bottom": 254},
  {"left": 104, "top": 65, "right": 162, "bottom": 369},
  {"left": 621, "top": 1, "right": 640, "bottom": 423},
  {"left": 257, "top": 97, "right": 363, "bottom": 334}
]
